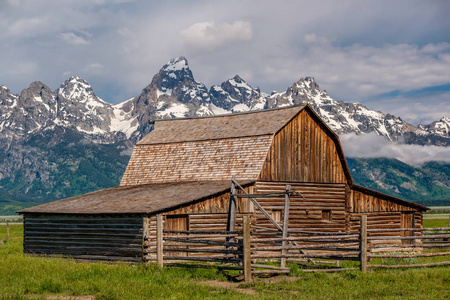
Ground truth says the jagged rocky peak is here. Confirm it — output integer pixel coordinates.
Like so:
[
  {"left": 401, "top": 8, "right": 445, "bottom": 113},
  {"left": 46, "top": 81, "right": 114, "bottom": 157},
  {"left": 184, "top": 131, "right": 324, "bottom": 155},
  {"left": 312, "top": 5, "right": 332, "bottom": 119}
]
[
  {"left": 209, "top": 74, "right": 266, "bottom": 112},
  {"left": 162, "top": 56, "right": 190, "bottom": 75},
  {"left": 130, "top": 56, "right": 211, "bottom": 121},
  {"left": 213, "top": 74, "right": 255, "bottom": 101},
  {"left": 156, "top": 56, "right": 194, "bottom": 91},
  {"left": 57, "top": 76, "right": 106, "bottom": 107},
  {"left": 225, "top": 75, "right": 255, "bottom": 93},
  {"left": 157, "top": 57, "right": 209, "bottom": 104},
  {"left": 419, "top": 116, "right": 450, "bottom": 137},
  {"left": 0, "top": 85, "right": 18, "bottom": 106},
  {"left": 18, "top": 81, "right": 56, "bottom": 108},
  {"left": 299, "top": 76, "right": 319, "bottom": 89},
  {"left": 292, "top": 76, "right": 324, "bottom": 98}
]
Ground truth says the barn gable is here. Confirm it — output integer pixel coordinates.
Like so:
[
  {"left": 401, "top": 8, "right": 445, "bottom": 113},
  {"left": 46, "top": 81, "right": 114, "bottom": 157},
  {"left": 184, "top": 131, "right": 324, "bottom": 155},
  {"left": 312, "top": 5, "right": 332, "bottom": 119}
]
[
  {"left": 259, "top": 107, "right": 351, "bottom": 184},
  {"left": 120, "top": 104, "right": 354, "bottom": 186},
  {"left": 120, "top": 106, "right": 305, "bottom": 186}
]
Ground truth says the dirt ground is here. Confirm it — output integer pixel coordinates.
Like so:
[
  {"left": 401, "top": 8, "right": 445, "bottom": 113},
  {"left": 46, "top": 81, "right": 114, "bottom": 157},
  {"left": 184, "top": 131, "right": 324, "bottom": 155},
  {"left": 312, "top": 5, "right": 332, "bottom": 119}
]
[{"left": 199, "top": 276, "right": 300, "bottom": 295}]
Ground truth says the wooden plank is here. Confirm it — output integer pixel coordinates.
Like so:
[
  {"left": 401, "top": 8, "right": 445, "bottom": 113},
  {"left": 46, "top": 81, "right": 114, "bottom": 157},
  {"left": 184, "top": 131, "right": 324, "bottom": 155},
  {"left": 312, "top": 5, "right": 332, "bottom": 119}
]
[
  {"left": 164, "top": 263, "right": 243, "bottom": 270},
  {"left": 156, "top": 214, "right": 163, "bottom": 268},
  {"left": 302, "top": 268, "right": 358, "bottom": 273},
  {"left": 360, "top": 215, "right": 368, "bottom": 273},
  {"left": 281, "top": 185, "right": 291, "bottom": 268},
  {"left": 369, "top": 261, "right": 450, "bottom": 269},
  {"left": 368, "top": 252, "right": 450, "bottom": 258},
  {"left": 226, "top": 177, "right": 237, "bottom": 231},
  {"left": 243, "top": 215, "right": 252, "bottom": 283}
]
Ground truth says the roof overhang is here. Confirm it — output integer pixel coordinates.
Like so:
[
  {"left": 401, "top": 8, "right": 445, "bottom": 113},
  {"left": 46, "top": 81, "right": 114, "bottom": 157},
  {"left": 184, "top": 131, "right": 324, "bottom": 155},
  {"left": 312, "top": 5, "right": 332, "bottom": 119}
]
[{"left": 17, "top": 180, "right": 255, "bottom": 215}]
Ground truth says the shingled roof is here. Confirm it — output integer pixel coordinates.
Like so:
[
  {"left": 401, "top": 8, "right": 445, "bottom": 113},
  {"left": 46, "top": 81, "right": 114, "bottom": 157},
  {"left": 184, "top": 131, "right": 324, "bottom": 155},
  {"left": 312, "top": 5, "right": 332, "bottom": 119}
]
[
  {"left": 138, "top": 105, "right": 305, "bottom": 145},
  {"left": 120, "top": 106, "right": 307, "bottom": 186},
  {"left": 18, "top": 180, "right": 253, "bottom": 214}
]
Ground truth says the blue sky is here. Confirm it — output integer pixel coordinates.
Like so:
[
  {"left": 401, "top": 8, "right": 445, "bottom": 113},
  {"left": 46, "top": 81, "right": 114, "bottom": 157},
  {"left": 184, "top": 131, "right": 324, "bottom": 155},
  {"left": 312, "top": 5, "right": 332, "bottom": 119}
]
[{"left": 0, "top": 0, "right": 449, "bottom": 125}]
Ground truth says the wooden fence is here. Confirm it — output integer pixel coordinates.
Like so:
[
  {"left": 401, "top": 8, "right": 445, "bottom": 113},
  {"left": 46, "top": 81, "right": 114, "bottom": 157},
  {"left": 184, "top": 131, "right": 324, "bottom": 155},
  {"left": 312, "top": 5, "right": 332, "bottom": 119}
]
[{"left": 149, "top": 215, "right": 450, "bottom": 282}]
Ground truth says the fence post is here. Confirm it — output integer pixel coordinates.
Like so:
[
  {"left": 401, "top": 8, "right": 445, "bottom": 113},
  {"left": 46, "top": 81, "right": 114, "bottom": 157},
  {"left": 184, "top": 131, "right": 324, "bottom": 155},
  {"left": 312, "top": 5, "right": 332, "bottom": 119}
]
[
  {"left": 243, "top": 215, "right": 252, "bottom": 283},
  {"left": 280, "top": 185, "right": 291, "bottom": 268},
  {"left": 360, "top": 215, "right": 368, "bottom": 273},
  {"left": 156, "top": 214, "right": 164, "bottom": 268},
  {"left": 227, "top": 176, "right": 237, "bottom": 232},
  {"left": 6, "top": 221, "right": 9, "bottom": 240}
]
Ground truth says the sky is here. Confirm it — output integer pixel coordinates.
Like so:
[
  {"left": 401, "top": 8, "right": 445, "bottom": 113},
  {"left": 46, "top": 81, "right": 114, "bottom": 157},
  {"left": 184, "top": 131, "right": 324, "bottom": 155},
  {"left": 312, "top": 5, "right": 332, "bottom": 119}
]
[{"left": 0, "top": 0, "right": 449, "bottom": 126}]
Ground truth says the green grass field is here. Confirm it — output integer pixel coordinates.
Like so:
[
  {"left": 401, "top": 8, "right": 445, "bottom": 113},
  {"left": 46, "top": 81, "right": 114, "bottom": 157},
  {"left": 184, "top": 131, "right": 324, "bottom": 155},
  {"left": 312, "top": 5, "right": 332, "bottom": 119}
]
[
  {"left": 1, "top": 222, "right": 449, "bottom": 299},
  {"left": 423, "top": 206, "right": 450, "bottom": 228}
]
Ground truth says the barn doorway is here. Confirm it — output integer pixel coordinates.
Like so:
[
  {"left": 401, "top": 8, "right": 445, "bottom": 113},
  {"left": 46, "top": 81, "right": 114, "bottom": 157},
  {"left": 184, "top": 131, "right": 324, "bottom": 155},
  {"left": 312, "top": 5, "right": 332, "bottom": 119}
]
[
  {"left": 401, "top": 212, "right": 415, "bottom": 245},
  {"left": 165, "top": 215, "right": 189, "bottom": 257}
]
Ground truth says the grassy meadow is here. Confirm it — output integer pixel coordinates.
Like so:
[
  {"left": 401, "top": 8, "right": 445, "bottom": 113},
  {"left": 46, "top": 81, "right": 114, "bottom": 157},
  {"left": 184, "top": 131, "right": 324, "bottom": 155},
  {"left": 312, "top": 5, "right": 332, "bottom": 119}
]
[
  {"left": 1, "top": 221, "right": 449, "bottom": 299},
  {"left": 423, "top": 206, "right": 450, "bottom": 228}
]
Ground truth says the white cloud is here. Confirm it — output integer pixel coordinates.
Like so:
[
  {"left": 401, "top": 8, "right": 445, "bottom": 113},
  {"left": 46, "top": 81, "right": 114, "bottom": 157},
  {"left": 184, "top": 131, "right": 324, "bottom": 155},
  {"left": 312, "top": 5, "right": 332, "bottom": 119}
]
[
  {"left": 60, "top": 32, "right": 90, "bottom": 45},
  {"left": 180, "top": 21, "right": 253, "bottom": 52},
  {"left": 340, "top": 132, "right": 450, "bottom": 166},
  {"left": 274, "top": 39, "right": 450, "bottom": 101},
  {"left": 7, "top": 17, "right": 49, "bottom": 36},
  {"left": 304, "top": 33, "right": 330, "bottom": 44},
  {"left": 363, "top": 91, "right": 450, "bottom": 125},
  {"left": 0, "top": 0, "right": 449, "bottom": 127}
]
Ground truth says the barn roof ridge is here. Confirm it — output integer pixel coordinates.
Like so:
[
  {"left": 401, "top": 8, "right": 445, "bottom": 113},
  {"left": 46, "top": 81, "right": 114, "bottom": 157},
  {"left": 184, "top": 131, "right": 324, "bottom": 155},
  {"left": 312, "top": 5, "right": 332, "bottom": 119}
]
[
  {"left": 152, "top": 104, "right": 307, "bottom": 123},
  {"left": 137, "top": 105, "right": 306, "bottom": 145}
]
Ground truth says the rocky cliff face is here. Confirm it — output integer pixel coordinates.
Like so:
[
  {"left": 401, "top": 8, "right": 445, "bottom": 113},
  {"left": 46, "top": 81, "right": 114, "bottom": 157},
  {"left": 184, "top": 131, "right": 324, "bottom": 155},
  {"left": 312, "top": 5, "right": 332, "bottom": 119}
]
[{"left": 0, "top": 56, "right": 448, "bottom": 211}]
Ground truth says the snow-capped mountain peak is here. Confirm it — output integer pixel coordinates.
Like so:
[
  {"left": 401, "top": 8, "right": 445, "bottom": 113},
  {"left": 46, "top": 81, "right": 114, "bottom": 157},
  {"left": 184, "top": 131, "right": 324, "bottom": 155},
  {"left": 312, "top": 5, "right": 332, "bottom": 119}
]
[
  {"left": 163, "top": 56, "right": 189, "bottom": 72},
  {"left": 209, "top": 74, "right": 266, "bottom": 113},
  {"left": 418, "top": 116, "right": 450, "bottom": 138},
  {"left": 57, "top": 76, "right": 106, "bottom": 108},
  {"left": 0, "top": 57, "right": 448, "bottom": 147}
]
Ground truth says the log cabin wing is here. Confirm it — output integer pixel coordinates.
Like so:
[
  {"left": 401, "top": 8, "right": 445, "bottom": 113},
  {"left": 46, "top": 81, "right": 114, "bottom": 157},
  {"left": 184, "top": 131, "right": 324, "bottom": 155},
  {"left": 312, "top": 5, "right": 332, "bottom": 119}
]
[{"left": 18, "top": 104, "right": 428, "bottom": 261}]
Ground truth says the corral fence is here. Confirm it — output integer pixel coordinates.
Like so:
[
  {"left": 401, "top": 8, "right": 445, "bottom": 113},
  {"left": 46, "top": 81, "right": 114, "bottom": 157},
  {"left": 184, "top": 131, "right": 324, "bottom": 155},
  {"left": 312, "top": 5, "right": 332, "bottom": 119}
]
[{"left": 148, "top": 215, "right": 450, "bottom": 282}]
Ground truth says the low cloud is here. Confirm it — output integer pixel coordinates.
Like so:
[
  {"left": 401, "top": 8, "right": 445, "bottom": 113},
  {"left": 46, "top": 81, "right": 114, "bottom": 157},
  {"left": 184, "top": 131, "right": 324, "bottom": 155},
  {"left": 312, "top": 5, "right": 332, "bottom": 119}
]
[
  {"left": 340, "top": 132, "right": 450, "bottom": 166},
  {"left": 180, "top": 21, "right": 253, "bottom": 52}
]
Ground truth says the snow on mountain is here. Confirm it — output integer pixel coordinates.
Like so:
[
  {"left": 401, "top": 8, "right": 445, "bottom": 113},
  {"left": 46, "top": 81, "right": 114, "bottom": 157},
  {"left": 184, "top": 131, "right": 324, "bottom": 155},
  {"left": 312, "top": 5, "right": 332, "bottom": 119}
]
[
  {"left": 419, "top": 117, "right": 450, "bottom": 138},
  {"left": 209, "top": 75, "right": 266, "bottom": 112},
  {"left": 0, "top": 57, "right": 448, "bottom": 147},
  {"left": 266, "top": 77, "right": 427, "bottom": 142}
]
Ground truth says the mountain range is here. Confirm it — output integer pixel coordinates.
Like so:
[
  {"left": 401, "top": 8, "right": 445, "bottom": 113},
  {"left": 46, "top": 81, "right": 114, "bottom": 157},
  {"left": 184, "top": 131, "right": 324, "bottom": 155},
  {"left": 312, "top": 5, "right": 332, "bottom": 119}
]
[{"left": 0, "top": 57, "right": 449, "bottom": 214}]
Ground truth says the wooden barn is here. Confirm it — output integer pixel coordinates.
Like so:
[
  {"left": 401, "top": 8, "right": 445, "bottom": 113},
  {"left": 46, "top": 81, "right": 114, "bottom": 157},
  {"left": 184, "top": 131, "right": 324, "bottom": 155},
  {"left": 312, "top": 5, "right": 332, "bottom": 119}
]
[{"left": 18, "top": 104, "right": 428, "bottom": 262}]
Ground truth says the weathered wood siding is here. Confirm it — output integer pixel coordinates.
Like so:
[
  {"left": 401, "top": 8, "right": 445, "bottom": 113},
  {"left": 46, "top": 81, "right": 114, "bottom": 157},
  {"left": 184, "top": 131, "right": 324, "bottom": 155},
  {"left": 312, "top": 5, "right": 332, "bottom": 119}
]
[
  {"left": 143, "top": 187, "right": 252, "bottom": 261},
  {"left": 23, "top": 214, "right": 144, "bottom": 262},
  {"left": 348, "top": 189, "right": 419, "bottom": 213},
  {"left": 259, "top": 110, "right": 347, "bottom": 183},
  {"left": 349, "top": 212, "right": 423, "bottom": 249},
  {"left": 253, "top": 181, "right": 347, "bottom": 233}
]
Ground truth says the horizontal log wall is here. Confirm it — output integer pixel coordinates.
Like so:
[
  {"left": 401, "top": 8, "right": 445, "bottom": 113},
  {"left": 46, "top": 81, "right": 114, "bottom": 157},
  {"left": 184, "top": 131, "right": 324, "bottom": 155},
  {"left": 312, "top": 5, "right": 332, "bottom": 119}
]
[
  {"left": 349, "top": 212, "right": 423, "bottom": 249},
  {"left": 143, "top": 189, "right": 252, "bottom": 261},
  {"left": 259, "top": 110, "right": 347, "bottom": 184},
  {"left": 144, "top": 213, "right": 247, "bottom": 260},
  {"left": 253, "top": 182, "right": 347, "bottom": 233},
  {"left": 23, "top": 214, "right": 144, "bottom": 262},
  {"left": 164, "top": 185, "right": 252, "bottom": 215},
  {"left": 349, "top": 189, "right": 418, "bottom": 213}
]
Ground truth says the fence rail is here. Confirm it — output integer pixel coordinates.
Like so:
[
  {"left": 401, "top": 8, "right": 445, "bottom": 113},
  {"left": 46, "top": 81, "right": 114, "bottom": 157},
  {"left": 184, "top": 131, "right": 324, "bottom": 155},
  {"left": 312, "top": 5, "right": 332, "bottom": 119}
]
[{"left": 146, "top": 215, "right": 450, "bottom": 282}]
